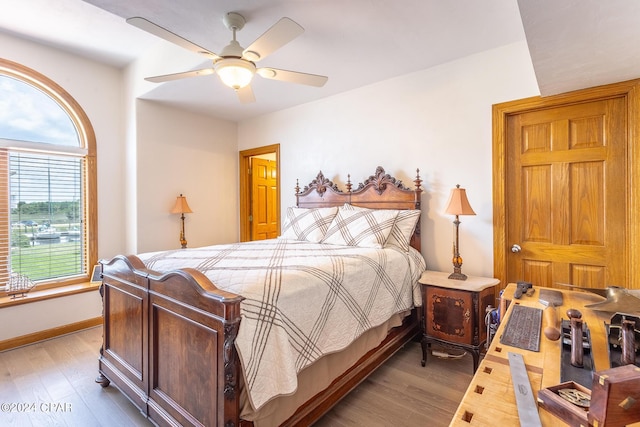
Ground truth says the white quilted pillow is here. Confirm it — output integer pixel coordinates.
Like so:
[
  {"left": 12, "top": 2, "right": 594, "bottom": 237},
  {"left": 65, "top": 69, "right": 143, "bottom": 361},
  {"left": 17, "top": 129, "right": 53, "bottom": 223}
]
[
  {"left": 280, "top": 207, "right": 338, "bottom": 242},
  {"left": 322, "top": 207, "right": 397, "bottom": 248},
  {"left": 342, "top": 204, "right": 420, "bottom": 251},
  {"left": 387, "top": 209, "right": 421, "bottom": 251}
]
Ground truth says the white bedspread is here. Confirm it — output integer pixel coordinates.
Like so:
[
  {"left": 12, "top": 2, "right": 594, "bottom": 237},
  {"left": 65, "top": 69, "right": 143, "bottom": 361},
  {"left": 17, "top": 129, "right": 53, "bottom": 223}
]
[{"left": 138, "top": 239, "right": 425, "bottom": 410}]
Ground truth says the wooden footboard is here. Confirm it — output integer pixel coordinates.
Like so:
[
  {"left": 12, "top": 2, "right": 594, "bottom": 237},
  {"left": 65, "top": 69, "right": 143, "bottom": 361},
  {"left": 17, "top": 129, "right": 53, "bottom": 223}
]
[{"left": 97, "top": 255, "right": 244, "bottom": 427}]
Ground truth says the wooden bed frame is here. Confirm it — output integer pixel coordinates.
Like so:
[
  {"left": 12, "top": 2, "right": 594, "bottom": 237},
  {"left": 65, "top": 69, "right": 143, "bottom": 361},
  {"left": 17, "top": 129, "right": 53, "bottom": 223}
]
[{"left": 96, "top": 166, "right": 423, "bottom": 427}]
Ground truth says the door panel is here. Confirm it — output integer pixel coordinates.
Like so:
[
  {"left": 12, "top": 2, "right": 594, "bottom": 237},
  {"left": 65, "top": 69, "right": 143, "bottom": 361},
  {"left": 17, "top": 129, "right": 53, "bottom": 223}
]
[
  {"left": 504, "top": 97, "right": 627, "bottom": 290},
  {"left": 251, "top": 157, "right": 278, "bottom": 240}
]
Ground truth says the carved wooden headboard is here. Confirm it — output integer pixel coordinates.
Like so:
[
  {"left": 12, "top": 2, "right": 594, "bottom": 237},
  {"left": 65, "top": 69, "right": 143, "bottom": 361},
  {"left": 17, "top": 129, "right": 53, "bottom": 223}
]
[{"left": 295, "top": 166, "right": 423, "bottom": 251}]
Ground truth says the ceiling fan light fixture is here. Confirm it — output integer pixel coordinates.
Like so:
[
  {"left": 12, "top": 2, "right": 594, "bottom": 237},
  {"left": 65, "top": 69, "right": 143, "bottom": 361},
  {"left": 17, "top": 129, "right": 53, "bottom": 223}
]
[
  {"left": 215, "top": 58, "right": 256, "bottom": 90},
  {"left": 132, "top": 13, "right": 328, "bottom": 100}
]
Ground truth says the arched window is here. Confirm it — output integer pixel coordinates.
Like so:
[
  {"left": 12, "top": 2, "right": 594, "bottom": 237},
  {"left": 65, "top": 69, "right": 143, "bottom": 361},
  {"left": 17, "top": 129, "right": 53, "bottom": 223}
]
[{"left": 0, "top": 58, "right": 97, "bottom": 295}]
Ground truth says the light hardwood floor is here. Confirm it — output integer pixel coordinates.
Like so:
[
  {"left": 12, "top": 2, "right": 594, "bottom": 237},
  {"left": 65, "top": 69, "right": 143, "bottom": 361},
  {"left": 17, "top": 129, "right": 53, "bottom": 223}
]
[{"left": 0, "top": 327, "right": 473, "bottom": 426}]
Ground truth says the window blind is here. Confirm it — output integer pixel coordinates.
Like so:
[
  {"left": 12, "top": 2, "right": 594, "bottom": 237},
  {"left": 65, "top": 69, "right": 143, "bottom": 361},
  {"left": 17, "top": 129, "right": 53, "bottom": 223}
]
[
  {"left": 0, "top": 150, "right": 9, "bottom": 289},
  {"left": 1, "top": 151, "right": 86, "bottom": 289}
]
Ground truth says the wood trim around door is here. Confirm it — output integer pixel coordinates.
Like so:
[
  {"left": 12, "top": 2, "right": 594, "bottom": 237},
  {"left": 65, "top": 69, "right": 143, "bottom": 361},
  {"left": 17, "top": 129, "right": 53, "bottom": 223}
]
[
  {"left": 493, "top": 79, "right": 640, "bottom": 290},
  {"left": 239, "top": 144, "right": 280, "bottom": 242}
]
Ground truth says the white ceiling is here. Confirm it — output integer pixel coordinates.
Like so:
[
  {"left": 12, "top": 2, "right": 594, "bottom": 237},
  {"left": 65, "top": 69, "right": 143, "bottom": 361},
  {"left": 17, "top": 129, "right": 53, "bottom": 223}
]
[
  {"left": 1, "top": 0, "right": 639, "bottom": 121},
  {"left": 518, "top": 0, "right": 640, "bottom": 96}
]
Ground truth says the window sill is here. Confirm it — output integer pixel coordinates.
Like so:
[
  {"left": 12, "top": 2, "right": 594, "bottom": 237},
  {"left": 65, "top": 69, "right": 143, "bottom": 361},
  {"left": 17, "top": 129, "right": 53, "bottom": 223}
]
[{"left": 0, "top": 282, "right": 100, "bottom": 308}]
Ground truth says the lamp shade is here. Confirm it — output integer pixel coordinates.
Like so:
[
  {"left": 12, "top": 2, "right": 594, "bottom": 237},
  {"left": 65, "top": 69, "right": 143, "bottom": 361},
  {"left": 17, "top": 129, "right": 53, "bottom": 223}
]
[
  {"left": 215, "top": 58, "right": 256, "bottom": 89},
  {"left": 444, "top": 185, "right": 476, "bottom": 216},
  {"left": 170, "top": 194, "right": 193, "bottom": 214}
]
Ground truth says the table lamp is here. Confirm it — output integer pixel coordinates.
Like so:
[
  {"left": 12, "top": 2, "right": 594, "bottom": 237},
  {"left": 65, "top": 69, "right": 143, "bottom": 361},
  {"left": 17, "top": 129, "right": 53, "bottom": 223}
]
[
  {"left": 444, "top": 184, "right": 476, "bottom": 280},
  {"left": 170, "top": 194, "right": 193, "bottom": 248}
]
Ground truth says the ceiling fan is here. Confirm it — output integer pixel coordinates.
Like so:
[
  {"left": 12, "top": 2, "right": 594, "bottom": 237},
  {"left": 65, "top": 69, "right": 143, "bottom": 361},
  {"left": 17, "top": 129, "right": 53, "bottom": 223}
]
[{"left": 127, "top": 12, "right": 328, "bottom": 104}]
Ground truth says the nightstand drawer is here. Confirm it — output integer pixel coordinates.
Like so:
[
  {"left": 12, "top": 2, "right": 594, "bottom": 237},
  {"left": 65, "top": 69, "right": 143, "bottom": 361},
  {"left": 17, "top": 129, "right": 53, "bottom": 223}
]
[{"left": 425, "top": 286, "right": 493, "bottom": 346}]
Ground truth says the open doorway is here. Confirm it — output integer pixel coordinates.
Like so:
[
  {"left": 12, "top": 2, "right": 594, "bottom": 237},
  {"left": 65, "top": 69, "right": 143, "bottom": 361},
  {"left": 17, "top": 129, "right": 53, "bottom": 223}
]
[{"left": 239, "top": 144, "right": 280, "bottom": 242}]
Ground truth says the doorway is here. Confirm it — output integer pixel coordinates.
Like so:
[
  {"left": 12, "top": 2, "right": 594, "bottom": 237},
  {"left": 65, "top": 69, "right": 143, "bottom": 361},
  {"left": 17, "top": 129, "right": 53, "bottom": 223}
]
[
  {"left": 239, "top": 144, "right": 280, "bottom": 242},
  {"left": 493, "top": 79, "right": 640, "bottom": 291}
]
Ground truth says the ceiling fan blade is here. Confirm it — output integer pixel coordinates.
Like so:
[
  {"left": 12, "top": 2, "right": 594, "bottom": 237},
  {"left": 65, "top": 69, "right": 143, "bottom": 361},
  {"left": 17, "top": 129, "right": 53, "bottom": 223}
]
[
  {"left": 127, "top": 17, "right": 220, "bottom": 60},
  {"left": 236, "top": 85, "right": 256, "bottom": 104},
  {"left": 257, "top": 68, "right": 328, "bottom": 87},
  {"left": 242, "top": 18, "right": 304, "bottom": 62},
  {"left": 145, "top": 68, "right": 215, "bottom": 83}
]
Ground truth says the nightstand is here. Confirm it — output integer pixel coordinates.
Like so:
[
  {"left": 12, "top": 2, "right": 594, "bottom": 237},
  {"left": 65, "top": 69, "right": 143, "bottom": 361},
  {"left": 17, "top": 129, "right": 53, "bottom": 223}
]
[{"left": 419, "top": 270, "right": 499, "bottom": 372}]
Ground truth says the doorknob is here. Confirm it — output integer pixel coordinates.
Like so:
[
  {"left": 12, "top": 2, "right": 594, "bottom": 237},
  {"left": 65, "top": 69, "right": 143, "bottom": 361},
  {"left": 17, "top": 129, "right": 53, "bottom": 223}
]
[{"left": 511, "top": 244, "right": 522, "bottom": 253}]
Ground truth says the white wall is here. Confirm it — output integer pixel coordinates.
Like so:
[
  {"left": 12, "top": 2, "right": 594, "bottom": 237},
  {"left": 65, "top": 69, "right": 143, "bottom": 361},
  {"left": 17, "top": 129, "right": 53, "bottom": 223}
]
[
  {"left": 135, "top": 100, "right": 238, "bottom": 253},
  {"left": 238, "top": 41, "right": 540, "bottom": 278},
  {"left": 122, "top": 38, "right": 207, "bottom": 254}
]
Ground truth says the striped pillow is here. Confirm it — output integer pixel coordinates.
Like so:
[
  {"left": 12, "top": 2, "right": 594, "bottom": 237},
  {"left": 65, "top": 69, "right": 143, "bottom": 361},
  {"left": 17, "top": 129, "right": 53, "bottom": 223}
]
[
  {"left": 322, "top": 207, "right": 397, "bottom": 248},
  {"left": 386, "top": 209, "right": 421, "bottom": 251},
  {"left": 280, "top": 207, "right": 338, "bottom": 242},
  {"left": 342, "top": 204, "right": 420, "bottom": 251}
]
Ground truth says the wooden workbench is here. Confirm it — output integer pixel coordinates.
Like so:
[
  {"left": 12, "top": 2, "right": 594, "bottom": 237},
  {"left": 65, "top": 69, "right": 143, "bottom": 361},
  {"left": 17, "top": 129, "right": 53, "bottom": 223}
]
[{"left": 450, "top": 283, "right": 639, "bottom": 426}]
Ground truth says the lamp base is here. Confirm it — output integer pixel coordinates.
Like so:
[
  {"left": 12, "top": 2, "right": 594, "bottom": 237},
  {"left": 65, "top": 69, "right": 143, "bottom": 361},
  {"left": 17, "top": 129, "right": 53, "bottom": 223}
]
[
  {"left": 179, "top": 214, "right": 188, "bottom": 249},
  {"left": 448, "top": 271, "right": 468, "bottom": 280}
]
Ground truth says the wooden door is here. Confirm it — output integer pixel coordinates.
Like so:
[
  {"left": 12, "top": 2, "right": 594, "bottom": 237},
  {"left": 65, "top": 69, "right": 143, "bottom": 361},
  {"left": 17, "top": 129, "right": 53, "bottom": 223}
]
[
  {"left": 250, "top": 157, "right": 278, "bottom": 240},
  {"left": 239, "top": 144, "right": 280, "bottom": 242},
  {"left": 493, "top": 82, "right": 639, "bottom": 291}
]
